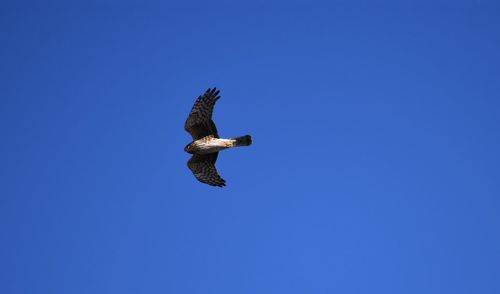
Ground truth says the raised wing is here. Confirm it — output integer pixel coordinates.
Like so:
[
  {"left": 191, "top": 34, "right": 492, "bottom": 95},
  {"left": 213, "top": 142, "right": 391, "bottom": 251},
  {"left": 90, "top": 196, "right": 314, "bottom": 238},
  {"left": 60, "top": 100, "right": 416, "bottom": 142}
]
[
  {"left": 187, "top": 153, "right": 226, "bottom": 187},
  {"left": 184, "top": 88, "right": 220, "bottom": 140}
]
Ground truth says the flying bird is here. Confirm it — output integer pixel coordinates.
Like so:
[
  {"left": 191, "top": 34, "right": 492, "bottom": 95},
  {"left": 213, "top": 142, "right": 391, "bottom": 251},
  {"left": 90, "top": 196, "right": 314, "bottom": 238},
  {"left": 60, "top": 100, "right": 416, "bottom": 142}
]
[{"left": 184, "top": 88, "right": 252, "bottom": 187}]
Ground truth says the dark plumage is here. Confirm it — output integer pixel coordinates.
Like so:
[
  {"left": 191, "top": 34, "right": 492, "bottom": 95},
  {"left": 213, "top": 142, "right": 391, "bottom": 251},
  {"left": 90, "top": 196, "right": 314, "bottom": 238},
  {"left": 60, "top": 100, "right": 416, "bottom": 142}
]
[{"left": 184, "top": 88, "right": 252, "bottom": 187}]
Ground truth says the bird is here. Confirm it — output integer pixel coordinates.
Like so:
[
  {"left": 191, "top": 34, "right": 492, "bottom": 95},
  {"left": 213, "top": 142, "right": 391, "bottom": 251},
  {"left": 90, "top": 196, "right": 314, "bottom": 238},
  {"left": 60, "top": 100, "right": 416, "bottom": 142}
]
[{"left": 184, "top": 87, "right": 252, "bottom": 187}]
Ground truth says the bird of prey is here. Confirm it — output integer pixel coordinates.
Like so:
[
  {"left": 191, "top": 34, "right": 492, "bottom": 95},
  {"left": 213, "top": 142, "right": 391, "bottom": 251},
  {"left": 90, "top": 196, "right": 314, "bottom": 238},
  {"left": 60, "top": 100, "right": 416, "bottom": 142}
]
[{"left": 184, "top": 87, "right": 252, "bottom": 187}]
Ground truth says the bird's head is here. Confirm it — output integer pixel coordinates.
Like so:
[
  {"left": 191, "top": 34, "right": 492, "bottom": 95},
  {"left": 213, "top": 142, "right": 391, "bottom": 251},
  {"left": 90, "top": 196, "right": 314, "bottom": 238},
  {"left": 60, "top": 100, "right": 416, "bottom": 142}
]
[{"left": 184, "top": 143, "right": 194, "bottom": 154}]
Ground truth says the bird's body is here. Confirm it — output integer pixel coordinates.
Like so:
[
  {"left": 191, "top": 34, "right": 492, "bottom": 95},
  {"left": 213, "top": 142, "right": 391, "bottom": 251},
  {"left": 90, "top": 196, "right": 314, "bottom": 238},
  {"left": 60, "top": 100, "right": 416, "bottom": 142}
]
[
  {"left": 184, "top": 88, "right": 252, "bottom": 187},
  {"left": 185, "top": 135, "right": 252, "bottom": 155}
]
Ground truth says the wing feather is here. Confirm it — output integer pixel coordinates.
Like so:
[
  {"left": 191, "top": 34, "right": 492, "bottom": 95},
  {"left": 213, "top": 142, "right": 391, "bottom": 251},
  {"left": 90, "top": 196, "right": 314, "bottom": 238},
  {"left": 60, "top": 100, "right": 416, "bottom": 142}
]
[
  {"left": 187, "top": 153, "right": 226, "bottom": 187},
  {"left": 184, "top": 88, "right": 220, "bottom": 140}
]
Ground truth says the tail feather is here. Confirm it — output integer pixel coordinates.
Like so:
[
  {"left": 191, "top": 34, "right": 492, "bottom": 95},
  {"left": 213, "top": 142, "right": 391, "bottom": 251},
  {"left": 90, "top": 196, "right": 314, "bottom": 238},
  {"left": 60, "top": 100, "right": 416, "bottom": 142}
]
[{"left": 233, "top": 135, "right": 252, "bottom": 147}]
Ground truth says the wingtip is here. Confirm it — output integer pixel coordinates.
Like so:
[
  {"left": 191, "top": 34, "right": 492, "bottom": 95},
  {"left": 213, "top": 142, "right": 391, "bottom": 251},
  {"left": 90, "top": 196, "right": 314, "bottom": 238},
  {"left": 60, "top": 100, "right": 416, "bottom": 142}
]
[
  {"left": 212, "top": 182, "right": 226, "bottom": 188},
  {"left": 204, "top": 87, "right": 220, "bottom": 97}
]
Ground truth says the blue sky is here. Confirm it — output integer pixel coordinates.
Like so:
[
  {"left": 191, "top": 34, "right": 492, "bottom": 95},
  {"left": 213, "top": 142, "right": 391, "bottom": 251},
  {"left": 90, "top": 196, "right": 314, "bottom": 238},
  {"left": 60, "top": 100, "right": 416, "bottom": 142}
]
[{"left": 1, "top": 1, "right": 500, "bottom": 293}]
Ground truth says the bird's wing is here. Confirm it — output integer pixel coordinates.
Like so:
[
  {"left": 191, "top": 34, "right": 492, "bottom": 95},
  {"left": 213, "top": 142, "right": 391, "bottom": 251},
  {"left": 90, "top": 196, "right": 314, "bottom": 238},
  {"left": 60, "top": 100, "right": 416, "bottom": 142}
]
[
  {"left": 184, "top": 88, "right": 220, "bottom": 140},
  {"left": 187, "top": 153, "right": 226, "bottom": 187}
]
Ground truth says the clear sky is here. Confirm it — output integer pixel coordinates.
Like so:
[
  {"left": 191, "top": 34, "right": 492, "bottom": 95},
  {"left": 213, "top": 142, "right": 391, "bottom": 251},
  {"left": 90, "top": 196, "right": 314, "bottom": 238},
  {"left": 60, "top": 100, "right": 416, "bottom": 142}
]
[{"left": 1, "top": 1, "right": 499, "bottom": 293}]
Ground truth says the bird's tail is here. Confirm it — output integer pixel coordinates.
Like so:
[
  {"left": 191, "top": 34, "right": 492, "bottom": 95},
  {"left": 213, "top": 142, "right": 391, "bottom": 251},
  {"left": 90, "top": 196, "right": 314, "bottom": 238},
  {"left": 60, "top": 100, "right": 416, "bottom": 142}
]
[{"left": 232, "top": 135, "right": 252, "bottom": 147}]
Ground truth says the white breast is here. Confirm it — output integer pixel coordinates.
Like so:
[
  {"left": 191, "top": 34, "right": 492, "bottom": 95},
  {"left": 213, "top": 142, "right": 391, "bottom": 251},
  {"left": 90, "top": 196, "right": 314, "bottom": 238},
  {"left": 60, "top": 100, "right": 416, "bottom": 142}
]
[{"left": 193, "top": 138, "right": 233, "bottom": 154}]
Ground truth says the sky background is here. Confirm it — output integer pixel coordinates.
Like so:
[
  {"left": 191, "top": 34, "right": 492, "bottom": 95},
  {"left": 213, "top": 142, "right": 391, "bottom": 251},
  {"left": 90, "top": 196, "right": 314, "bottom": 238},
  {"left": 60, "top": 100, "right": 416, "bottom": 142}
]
[{"left": 1, "top": 1, "right": 500, "bottom": 293}]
